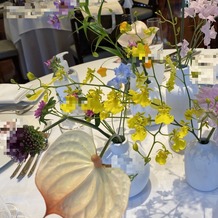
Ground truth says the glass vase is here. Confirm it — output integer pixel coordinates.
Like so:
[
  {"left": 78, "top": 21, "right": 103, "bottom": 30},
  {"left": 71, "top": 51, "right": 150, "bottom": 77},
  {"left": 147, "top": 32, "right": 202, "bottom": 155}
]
[{"left": 184, "top": 139, "right": 218, "bottom": 191}]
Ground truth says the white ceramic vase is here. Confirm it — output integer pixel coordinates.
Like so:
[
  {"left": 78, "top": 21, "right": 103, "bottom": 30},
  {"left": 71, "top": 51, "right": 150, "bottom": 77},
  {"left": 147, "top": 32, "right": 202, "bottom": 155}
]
[
  {"left": 102, "top": 139, "right": 150, "bottom": 198},
  {"left": 164, "top": 66, "right": 199, "bottom": 143},
  {"left": 184, "top": 139, "right": 218, "bottom": 191},
  {"left": 130, "top": 63, "right": 165, "bottom": 122}
]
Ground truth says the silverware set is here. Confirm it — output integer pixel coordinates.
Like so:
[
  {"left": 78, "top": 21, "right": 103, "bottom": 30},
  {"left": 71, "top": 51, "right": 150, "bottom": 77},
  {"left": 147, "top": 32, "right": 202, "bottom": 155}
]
[{"left": 0, "top": 104, "right": 34, "bottom": 115}]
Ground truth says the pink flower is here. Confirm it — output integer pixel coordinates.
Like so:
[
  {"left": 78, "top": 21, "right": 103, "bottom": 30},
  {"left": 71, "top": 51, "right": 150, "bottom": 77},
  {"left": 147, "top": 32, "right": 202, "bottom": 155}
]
[
  {"left": 178, "top": 39, "right": 189, "bottom": 58},
  {"left": 34, "top": 101, "right": 46, "bottom": 119},
  {"left": 195, "top": 85, "right": 218, "bottom": 133},
  {"left": 201, "top": 21, "right": 217, "bottom": 46},
  {"left": 44, "top": 59, "right": 52, "bottom": 68}
]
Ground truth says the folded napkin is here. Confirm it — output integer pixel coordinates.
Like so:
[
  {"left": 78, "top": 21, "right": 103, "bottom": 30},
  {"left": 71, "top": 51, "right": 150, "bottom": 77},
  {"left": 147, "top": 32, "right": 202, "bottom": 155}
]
[
  {"left": 191, "top": 52, "right": 218, "bottom": 85},
  {"left": 0, "top": 84, "right": 31, "bottom": 104}
]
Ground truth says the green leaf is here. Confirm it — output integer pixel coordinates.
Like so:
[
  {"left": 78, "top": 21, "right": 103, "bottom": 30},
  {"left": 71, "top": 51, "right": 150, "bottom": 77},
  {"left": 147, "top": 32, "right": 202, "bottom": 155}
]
[
  {"left": 99, "top": 46, "right": 123, "bottom": 57},
  {"left": 92, "top": 52, "right": 99, "bottom": 57}
]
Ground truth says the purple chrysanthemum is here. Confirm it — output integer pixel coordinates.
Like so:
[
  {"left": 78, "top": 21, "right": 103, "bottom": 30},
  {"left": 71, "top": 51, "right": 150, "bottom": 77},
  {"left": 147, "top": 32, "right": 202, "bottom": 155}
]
[{"left": 34, "top": 100, "right": 46, "bottom": 119}]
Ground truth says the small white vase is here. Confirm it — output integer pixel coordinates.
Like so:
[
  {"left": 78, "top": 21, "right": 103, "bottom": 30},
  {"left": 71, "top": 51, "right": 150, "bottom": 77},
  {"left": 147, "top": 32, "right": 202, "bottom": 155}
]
[
  {"left": 102, "top": 139, "right": 150, "bottom": 198},
  {"left": 184, "top": 139, "right": 218, "bottom": 191}
]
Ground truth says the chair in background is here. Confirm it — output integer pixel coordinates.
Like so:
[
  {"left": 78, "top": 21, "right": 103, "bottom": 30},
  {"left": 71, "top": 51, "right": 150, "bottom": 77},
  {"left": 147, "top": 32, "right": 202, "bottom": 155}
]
[
  {"left": 70, "top": 0, "right": 157, "bottom": 65},
  {"left": 131, "top": 0, "right": 157, "bottom": 22},
  {"left": 0, "top": 39, "right": 25, "bottom": 83}
]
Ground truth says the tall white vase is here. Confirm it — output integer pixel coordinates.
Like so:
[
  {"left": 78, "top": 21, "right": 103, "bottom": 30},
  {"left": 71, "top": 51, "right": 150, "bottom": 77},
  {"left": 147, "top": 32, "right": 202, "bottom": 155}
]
[
  {"left": 102, "top": 139, "right": 150, "bottom": 198},
  {"left": 184, "top": 139, "right": 218, "bottom": 191},
  {"left": 130, "top": 63, "right": 165, "bottom": 122},
  {"left": 164, "top": 66, "right": 198, "bottom": 142}
]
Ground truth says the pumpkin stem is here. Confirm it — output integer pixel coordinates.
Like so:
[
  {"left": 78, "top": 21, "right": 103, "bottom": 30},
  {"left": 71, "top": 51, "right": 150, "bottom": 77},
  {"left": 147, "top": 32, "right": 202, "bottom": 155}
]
[{"left": 91, "top": 154, "right": 103, "bottom": 168}]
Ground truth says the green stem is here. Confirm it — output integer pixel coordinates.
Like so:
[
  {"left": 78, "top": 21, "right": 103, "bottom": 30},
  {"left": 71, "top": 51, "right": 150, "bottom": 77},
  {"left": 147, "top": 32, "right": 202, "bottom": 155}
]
[
  {"left": 42, "top": 117, "right": 68, "bottom": 133},
  {"left": 99, "top": 134, "right": 123, "bottom": 158},
  {"left": 66, "top": 116, "right": 111, "bottom": 139},
  {"left": 205, "top": 127, "right": 216, "bottom": 142}
]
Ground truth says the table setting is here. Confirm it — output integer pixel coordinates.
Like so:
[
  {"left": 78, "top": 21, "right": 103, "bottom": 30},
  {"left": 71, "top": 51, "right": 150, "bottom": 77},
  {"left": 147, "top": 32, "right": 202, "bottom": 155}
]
[{"left": 1, "top": 0, "right": 218, "bottom": 217}]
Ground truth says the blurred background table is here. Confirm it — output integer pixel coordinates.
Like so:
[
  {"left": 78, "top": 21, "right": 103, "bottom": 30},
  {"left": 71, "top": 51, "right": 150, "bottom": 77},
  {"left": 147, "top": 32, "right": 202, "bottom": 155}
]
[{"left": 3, "top": 1, "right": 75, "bottom": 80}]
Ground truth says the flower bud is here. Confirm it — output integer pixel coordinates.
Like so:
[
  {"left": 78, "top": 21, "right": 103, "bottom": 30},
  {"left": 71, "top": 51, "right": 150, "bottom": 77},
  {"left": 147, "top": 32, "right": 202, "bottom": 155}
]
[
  {"left": 27, "top": 72, "right": 36, "bottom": 81},
  {"left": 132, "top": 142, "right": 138, "bottom": 151}
]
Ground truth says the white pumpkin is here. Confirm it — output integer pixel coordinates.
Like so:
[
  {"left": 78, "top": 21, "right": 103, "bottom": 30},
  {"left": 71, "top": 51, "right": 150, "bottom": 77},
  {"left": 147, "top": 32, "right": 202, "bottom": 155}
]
[{"left": 35, "top": 130, "right": 130, "bottom": 218}]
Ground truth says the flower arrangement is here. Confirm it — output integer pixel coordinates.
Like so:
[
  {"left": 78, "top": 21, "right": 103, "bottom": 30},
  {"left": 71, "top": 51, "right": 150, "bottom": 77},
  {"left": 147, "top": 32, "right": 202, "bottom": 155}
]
[
  {"left": 1, "top": 0, "right": 218, "bottom": 216},
  {"left": 6, "top": 0, "right": 218, "bottom": 167}
]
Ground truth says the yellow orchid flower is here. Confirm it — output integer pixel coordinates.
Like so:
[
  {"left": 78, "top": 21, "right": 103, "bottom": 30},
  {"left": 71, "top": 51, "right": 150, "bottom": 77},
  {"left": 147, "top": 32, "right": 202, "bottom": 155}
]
[
  {"left": 165, "top": 56, "right": 176, "bottom": 92},
  {"left": 60, "top": 95, "right": 78, "bottom": 113},
  {"left": 97, "top": 67, "right": 107, "bottom": 77},
  {"left": 119, "top": 21, "right": 131, "bottom": 33},
  {"left": 104, "top": 90, "right": 124, "bottom": 114},
  {"left": 83, "top": 68, "right": 95, "bottom": 83},
  {"left": 81, "top": 89, "right": 104, "bottom": 114},
  {"left": 26, "top": 89, "right": 44, "bottom": 101},
  {"left": 155, "top": 105, "right": 174, "bottom": 125},
  {"left": 132, "top": 43, "right": 151, "bottom": 60},
  {"left": 135, "top": 71, "right": 148, "bottom": 88},
  {"left": 171, "top": 137, "right": 187, "bottom": 152},
  {"left": 127, "top": 112, "right": 149, "bottom": 141},
  {"left": 131, "top": 125, "right": 147, "bottom": 141},
  {"left": 155, "top": 149, "right": 171, "bottom": 165},
  {"left": 129, "top": 86, "right": 151, "bottom": 107}
]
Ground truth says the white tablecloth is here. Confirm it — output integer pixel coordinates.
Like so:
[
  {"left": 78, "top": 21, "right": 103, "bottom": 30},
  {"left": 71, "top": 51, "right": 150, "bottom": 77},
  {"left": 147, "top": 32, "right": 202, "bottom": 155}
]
[
  {"left": 0, "top": 51, "right": 218, "bottom": 218},
  {"left": 3, "top": 3, "right": 75, "bottom": 79}
]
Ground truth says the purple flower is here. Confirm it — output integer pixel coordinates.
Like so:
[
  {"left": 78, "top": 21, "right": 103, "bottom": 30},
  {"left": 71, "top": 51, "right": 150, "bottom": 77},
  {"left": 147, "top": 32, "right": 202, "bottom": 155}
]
[
  {"left": 86, "top": 110, "right": 94, "bottom": 117},
  {"left": 34, "top": 101, "right": 46, "bottom": 119},
  {"left": 128, "top": 41, "right": 137, "bottom": 48},
  {"left": 107, "top": 63, "right": 135, "bottom": 88},
  {"left": 47, "top": 14, "right": 61, "bottom": 29}
]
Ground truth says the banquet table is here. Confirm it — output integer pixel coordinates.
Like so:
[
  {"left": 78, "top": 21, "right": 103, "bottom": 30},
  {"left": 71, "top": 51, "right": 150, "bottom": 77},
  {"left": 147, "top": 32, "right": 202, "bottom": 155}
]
[
  {"left": 0, "top": 49, "right": 218, "bottom": 218},
  {"left": 2, "top": 0, "right": 124, "bottom": 80},
  {"left": 3, "top": 1, "right": 75, "bottom": 80}
]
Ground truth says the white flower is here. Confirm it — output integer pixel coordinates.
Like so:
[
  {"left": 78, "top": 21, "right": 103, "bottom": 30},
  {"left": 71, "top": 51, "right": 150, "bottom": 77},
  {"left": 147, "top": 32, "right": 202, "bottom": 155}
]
[{"left": 117, "top": 21, "right": 158, "bottom": 48}]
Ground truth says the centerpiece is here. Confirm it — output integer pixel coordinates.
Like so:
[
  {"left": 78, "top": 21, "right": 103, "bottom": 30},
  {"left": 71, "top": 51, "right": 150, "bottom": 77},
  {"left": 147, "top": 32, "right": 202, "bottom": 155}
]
[{"left": 1, "top": 0, "right": 218, "bottom": 217}]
